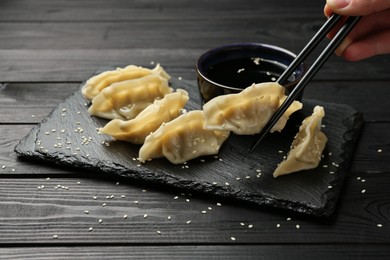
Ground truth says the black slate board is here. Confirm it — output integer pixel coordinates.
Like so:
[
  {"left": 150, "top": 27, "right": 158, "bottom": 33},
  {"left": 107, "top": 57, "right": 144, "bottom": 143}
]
[{"left": 15, "top": 76, "right": 362, "bottom": 217}]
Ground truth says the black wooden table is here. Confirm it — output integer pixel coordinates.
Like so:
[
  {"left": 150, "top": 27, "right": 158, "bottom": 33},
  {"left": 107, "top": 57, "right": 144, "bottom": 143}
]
[{"left": 1, "top": 0, "right": 390, "bottom": 259}]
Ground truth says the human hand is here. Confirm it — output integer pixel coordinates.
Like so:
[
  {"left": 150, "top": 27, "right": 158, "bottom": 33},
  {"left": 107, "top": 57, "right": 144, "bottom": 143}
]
[{"left": 324, "top": 0, "right": 390, "bottom": 61}]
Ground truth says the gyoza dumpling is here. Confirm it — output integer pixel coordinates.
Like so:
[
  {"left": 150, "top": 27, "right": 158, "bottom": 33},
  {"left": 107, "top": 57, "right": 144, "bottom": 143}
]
[
  {"left": 88, "top": 73, "right": 173, "bottom": 120},
  {"left": 273, "top": 106, "right": 328, "bottom": 178},
  {"left": 139, "top": 110, "right": 230, "bottom": 164},
  {"left": 82, "top": 64, "right": 169, "bottom": 100},
  {"left": 202, "top": 82, "right": 302, "bottom": 135},
  {"left": 99, "top": 89, "right": 189, "bottom": 144}
]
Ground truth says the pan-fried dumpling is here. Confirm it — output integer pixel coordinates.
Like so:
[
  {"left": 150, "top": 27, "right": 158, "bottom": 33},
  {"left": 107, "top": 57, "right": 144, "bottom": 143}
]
[
  {"left": 202, "top": 82, "right": 302, "bottom": 135},
  {"left": 139, "top": 110, "right": 230, "bottom": 164},
  {"left": 88, "top": 73, "right": 173, "bottom": 120},
  {"left": 99, "top": 89, "right": 189, "bottom": 144},
  {"left": 82, "top": 64, "right": 170, "bottom": 100},
  {"left": 273, "top": 106, "right": 328, "bottom": 178}
]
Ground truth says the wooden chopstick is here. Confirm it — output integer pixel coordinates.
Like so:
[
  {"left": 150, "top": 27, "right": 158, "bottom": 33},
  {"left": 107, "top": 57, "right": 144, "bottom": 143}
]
[{"left": 249, "top": 15, "right": 361, "bottom": 153}]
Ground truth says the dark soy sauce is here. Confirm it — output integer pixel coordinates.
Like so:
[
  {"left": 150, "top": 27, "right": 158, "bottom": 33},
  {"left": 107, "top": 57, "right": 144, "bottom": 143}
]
[{"left": 206, "top": 57, "right": 291, "bottom": 89}]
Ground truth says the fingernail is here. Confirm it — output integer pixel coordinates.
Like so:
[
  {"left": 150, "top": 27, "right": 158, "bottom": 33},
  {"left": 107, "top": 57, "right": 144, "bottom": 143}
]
[
  {"left": 327, "top": 0, "right": 351, "bottom": 9},
  {"left": 335, "top": 37, "right": 352, "bottom": 56}
]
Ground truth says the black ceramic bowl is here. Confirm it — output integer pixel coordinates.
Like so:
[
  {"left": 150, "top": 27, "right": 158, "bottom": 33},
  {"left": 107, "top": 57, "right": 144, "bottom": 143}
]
[{"left": 196, "top": 43, "right": 306, "bottom": 103}]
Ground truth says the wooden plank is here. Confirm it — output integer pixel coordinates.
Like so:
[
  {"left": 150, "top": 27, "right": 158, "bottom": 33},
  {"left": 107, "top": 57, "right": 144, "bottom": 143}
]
[
  {"left": 2, "top": 81, "right": 390, "bottom": 124},
  {"left": 1, "top": 111, "right": 390, "bottom": 177},
  {"left": 0, "top": 245, "right": 389, "bottom": 259},
  {"left": 0, "top": 83, "right": 80, "bottom": 123},
  {"left": 0, "top": 0, "right": 323, "bottom": 22},
  {"left": 0, "top": 50, "right": 389, "bottom": 82},
  {"left": 0, "top": 19, "right": 325, "bottom": 50},
  {"left": 0, "top": 125, "right": 75, "bottom": 174},
  {"left": 0, "top": 172, "right": 389, "bottom": 244},
  {"left": 3, "top": 122, "right": 390, "bottom": 175},
  {"left": 304, "top": 81, "right": 390, "bottom": 122},
  {"left": 352, "top": 122, "right": 390, "bottom": 173}
]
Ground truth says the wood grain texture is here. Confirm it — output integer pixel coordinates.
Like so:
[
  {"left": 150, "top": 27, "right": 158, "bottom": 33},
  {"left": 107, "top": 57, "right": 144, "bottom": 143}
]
[
  {"left": 1, "top": 50, "right": 389, "bottom": 82},
  {"left": 0, "top": 245, "right": 388, "bottom": 260},
  {"left": 2, "top": 122, "right": 389, "bottom": 175},
  {"left": 0, "top": 0, "right": 322, "bottom": 22},
  {"left": 1, "top": 0, "right": 390, "bottom": 257},
  {"left": 2, "top": 81, "right": 390, "bottom": 124},
  {"left": 0, "top": 173, "right": 389, "bottom": 244}
]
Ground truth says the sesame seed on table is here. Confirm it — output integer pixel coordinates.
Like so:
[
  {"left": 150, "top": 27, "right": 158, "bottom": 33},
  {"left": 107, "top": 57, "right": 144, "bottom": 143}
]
[{"left": 1, "top": 0, "right": 390, "bottom": 259}]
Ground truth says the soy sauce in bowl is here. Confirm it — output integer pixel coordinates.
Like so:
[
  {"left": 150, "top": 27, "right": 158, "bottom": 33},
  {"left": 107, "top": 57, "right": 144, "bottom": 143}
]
[
  {"left": 205, "top": 57, "right": 287, "bottom": 89},
  {"left": 196, "top": 43, "right": 306, "bottom": 103}
]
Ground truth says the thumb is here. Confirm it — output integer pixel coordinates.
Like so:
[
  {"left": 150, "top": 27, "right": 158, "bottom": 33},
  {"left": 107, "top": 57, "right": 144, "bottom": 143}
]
[{"left": 326, "top": 0, "right": 390, "bottom": 16}]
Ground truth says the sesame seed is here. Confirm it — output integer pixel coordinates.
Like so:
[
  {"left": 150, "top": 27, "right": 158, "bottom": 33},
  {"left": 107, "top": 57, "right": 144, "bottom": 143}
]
[
  {"left": 296, "top": 225, "right": 300, "bottom": 229},
  {"left": 186, "top": 199, "right": 190, "bottom": 202},
  {"left": 377, "top": 224, "right": 383, "bottom": 228},
  {"left": 361, "top": 189, "right": 366, "bottom": 193},
  {"left": 240, "top": 222, "right": 245, "bottom": 226},
  {"left": 217, "top": 203, "right": 222, "bottom": 207},
  {"left": 156, "top": 230, "right": 162, "bottom": 235},
  {"left": 236, "top": 177, "right": 241, "bottom": 180},
  {"left": 361, "top": 179, "right": 366, "bottom": 183},
  {"left": 143, "top": 214, "right": 148, "bottom": 219},
  {"left": 1, "top": 165, "right": 5, "bottom": 169},
  {"left": 102, "top": 203, "right": 107, "bottom": 207},
  {"left": 123, "top": 214, "right": 128, "bottom": 219},
  {"left": 120, "top": 195, "right": 126, "bottom": 198},
  {"left": 186, "top": 220, "right": 191, "bottom": 224},
  {"left": 168, "top": 216, "right": 171, "bottom": 220},
  {"left": 287, "top": 217, "right": 291, "bottom": 221},
  {"left": 134, "top": 201, "right": 139, "bottom": 204},
  {"left": 230, "top": 237, "right": 236, "bottom": 241},
  {"left": 377, "top": 149, "right": 383, "bottom": 153},
  {"left": 53, "top": 235, "right": 58, "bottom": 239},
  {"left": 99, "top": 219, "right": 103, "bottom": 224},
  {"left": 276, "top": 224, "right": 281, "bottom": 228},
  {"left": 88, "top": 227, "right": 93, "bottom": 232},
  {"left": 93, "top": 196, "right": 97, "bottom": 200},
  {"left": 248, "top": 224, "right": 253, "bottom": 229},
  {"left": 328, "top": 185, "right": 333, "bottom": 189},
  {"left": 84, "top": 210, "right": 90, "bottom": 214},
  {"left": 208, "top": 207, "right": 212, "bottom": 211},
  {"left": 201, "top": 210, "right": 207, "bottom": 214},
  {"left": 225, "top": 182, "right": 230, "bottom": 186}
]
